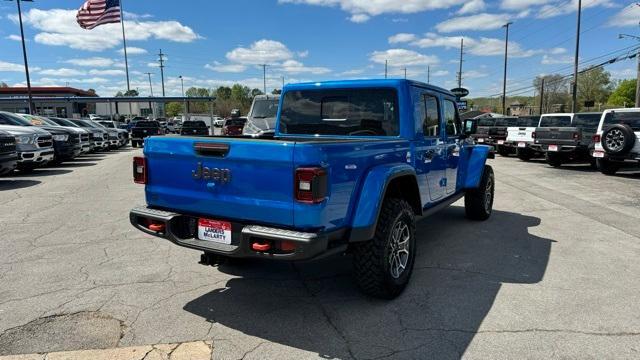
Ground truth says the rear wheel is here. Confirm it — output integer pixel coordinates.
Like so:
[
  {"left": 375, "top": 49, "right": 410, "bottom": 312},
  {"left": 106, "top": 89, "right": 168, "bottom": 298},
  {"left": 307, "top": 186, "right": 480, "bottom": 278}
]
[
  {"left": 465, "top": 165, "right": 494, "bottom": 221},
  {"left": 516, "top": 148, "right": 532, "bottom": 161},
  {"left": 546, "top": 152, "right": 563, "bottom": 167},
  {"left": 352, "top": 197, "right": 416, "bottom": 299},
  {"left": 497, "top": 146, "right": 511, "bottom": 157},
  {"left": 597, "top": 158, "right": 620, "bottom": 176}
]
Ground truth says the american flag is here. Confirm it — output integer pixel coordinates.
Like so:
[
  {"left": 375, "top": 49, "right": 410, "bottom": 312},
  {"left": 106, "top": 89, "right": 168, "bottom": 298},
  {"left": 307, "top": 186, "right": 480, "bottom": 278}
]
[{"left": 76, "top": 0, "right": 121, "bottom": 30}]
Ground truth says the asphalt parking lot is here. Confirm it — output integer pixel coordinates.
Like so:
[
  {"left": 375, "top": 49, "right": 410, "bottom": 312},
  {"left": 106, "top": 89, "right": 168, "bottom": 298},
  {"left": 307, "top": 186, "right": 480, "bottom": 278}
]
[{"left": 1, "top": 150, "right": 639, "bottom": 359}]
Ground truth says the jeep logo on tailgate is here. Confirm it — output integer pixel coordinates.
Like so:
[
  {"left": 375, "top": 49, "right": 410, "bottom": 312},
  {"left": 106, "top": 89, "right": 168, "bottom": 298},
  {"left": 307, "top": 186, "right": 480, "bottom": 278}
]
[{"left": 192, "top": 162, "right": 231, "bottom": 183}]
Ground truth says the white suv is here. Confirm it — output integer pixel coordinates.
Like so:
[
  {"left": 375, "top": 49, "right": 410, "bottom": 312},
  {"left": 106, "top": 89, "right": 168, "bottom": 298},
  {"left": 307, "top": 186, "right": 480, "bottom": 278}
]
[
  {"left": 505, "top": 115, "right": 541, "bottom": 161},
  {"left": 592, "top": 108, "right": 640, "bottom": 175}
]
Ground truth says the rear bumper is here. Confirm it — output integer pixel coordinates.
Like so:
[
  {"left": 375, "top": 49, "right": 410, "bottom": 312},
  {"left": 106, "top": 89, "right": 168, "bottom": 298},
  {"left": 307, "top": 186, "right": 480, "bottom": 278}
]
[
  {"left": 130, "top": 206, "right": 346, "bottom": 261},
  {"left": 594, "top": 151, "right": 640, "bottom": 162}
]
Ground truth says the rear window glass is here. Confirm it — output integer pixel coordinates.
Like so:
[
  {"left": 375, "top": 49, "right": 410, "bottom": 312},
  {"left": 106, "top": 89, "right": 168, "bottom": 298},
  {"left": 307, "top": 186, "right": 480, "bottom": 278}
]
[
  {"left": 604, "top": 111, "right": 640, "bottom": 131},
  {"left": 226, "top": 118, "right": 246, "bottom": 126},
  {"left": 572, "top": 113, "right": 601, "bottom": 132},
  {"left": 280, "top": 88, "right": 399, "bottom": 136},
  {"left": 251, "top": 99, "right": 279, "bottom": 119},
  {"left": 494, "top": 117, "right": 518, "bottom": 127},
  {"left": 183, "top": 121, "right": 207, "bottom": 127},
  {"left": 517, "top": 116, "right": 540, "bottom": 127},
  {"left": 135, "top": 121, "right": 160, "bottom": 128},
  {"left": 478, "top": 118, "right": 495, "bottom": 127},
  {"left": 539, "top": 116, "right": 571, "bottom": 127}
]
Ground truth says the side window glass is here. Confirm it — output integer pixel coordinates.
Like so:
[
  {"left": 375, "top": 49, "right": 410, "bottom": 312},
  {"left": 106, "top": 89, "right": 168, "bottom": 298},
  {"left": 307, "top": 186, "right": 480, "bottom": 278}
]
[
  {"left": 424, "top": 95, "right": 440, "bottom": 137},
  {"left": 444, "top": 100, "right": 461, "bottom": 137}
]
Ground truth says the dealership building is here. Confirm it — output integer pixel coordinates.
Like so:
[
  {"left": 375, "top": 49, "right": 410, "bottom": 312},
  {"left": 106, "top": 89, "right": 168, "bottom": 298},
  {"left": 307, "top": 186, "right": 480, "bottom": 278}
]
[{"left": 0, "top": 86, "right": 99, "bottom": 117}]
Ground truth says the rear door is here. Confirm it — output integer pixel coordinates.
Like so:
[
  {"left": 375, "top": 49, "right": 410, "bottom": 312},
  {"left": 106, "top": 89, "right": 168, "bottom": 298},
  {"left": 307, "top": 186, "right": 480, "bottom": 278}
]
[
  {"left": 443, "top": 99, "right": 462, "bottom": 195},
  {"left": 144, "top": 137, "right": 296, "bottom": 226}
]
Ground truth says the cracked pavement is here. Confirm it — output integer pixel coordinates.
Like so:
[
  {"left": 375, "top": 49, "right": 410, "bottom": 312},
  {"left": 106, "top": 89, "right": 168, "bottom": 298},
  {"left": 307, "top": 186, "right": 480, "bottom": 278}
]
[{"left": 1, "top": 149, "right": 639, "bottom": 359}]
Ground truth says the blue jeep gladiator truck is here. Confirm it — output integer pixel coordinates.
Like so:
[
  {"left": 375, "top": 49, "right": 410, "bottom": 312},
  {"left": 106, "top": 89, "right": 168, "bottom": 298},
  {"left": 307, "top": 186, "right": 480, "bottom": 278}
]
[{"left": 130, "top": 79, "right": 494, "bottom": 298}]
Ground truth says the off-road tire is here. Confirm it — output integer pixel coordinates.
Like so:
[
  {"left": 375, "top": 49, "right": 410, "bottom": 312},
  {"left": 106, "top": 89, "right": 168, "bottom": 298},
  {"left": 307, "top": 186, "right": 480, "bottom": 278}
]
[
  {"left": 464, "top": 165, "right": 494, "bottom": 221},
  {"left": 516, "top": 148, "right": 532, "bottom": 161},
  {"left": 546, "top": 152, "right": 562, "bottom": 167},
  {"left": 497, "top": 146, "right": 511, "bottom": 157},
  {"left": 352, "top": 197, "right": 416, "bottom": 299},
  {"left": 602, "top": 124, "right": 635, "bottom": 156},
  {"left": 597, "top": 158, "right": 620, "bottom": 176}
]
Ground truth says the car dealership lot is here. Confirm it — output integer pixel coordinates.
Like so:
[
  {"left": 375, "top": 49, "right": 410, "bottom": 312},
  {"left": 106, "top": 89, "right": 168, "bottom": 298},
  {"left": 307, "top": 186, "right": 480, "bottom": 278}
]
[{"left": 0, "top": 152, "right": 639, "bottom": 359}]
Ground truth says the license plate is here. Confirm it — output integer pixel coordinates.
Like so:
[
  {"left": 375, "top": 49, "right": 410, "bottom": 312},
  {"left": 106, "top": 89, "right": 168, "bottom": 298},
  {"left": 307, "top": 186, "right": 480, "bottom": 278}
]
[
  {"left": 518, "top": 142, "right": 526, "bottom": 148},
  {"left": 497, "top": 140, "right": 505, "bottom": 145},
  {"left": 593, "top": 151, "right": 605, "bottom": 158},
  {"left": 477, "top": 138, "right": 484, "bottom": 143},
  {"left": 548, "top": 145, "right": 558, "bottom": 152},
  {"left": 198, "top": 219, "right": 232, "bottom": 244}
]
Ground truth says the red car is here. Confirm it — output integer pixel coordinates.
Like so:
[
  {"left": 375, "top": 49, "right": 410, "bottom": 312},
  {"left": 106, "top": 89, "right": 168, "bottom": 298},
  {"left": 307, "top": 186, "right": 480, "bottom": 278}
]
[{"left": 222, "top": 117, "right": 247, "bottom": 136}]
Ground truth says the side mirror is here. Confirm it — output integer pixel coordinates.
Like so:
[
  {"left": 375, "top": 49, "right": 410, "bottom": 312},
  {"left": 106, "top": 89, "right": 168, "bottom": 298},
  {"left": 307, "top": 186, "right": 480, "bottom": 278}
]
[{"left": 463, "top": 119, "right": 477, "bottom": 137}]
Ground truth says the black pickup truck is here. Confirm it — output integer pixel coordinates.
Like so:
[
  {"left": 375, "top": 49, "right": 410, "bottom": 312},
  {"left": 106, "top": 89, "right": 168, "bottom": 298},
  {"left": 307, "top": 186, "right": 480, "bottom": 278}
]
[
  {"left": 131, "top": 120, "right": 163, "bottom": 148},
  {"left": 471, "top": 116, "right": 518, "bottom": 156},
  {"left": 0, "top": 130, "right": 18, "bottom": 175},
  {"left": 179, "top": 120, "right": 209, "bottom": 136},
  {"left": 534, "top": 112, "right": 601, "bottom": 167}
]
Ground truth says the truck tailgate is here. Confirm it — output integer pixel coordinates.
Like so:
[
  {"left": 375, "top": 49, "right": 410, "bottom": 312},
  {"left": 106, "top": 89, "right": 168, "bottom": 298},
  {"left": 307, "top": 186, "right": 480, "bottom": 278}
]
[
  {"left": 535, "top": 127, "right": 580, "bottom": 145},
  {"left": 507, "top": 127, "right": 535, "bottom": 143},
  {"left": 144, "top": 136, "right": 295, "bottom": 226}
]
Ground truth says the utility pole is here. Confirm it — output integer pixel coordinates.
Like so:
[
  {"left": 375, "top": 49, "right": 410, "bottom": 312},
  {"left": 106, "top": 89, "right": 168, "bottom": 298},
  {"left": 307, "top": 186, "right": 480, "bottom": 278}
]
[
  {"left": 571, "top": 0, "right": 582, "bottom": 113},
  {"left": 12, "top": 0, "right": 34, "bottom": 114},
  {"left": 385, "top": 60, "right": 388, "bottom": 79},
  {"left": 145, "top": 72, "right": 154, "bottom": 97},
  {"left": 158, "top": 49, "right": 166, "bottom": 97},
  {"left": 502, "top": 22, "right": 513, "bottom": 115},
  {"left": 179, "top": 75, "right": 186, "bottom": 117},
  {"left": 427, "top": 65, "right": 430, "bottom": 84},
  {"left": 539, "top": 78, "right": 545, "bottom": 115},
  {"left": 457, "top": 38, "right": 464, "bottom": 88},
  {"left": 259, "top": 64, "right": 268, "bottom": 94},
  {"left": 402, "top": 68, "right": 407, "bottom": 79},
  {"left": 618, "top": 33, "right": 640, "bottom": 107}
]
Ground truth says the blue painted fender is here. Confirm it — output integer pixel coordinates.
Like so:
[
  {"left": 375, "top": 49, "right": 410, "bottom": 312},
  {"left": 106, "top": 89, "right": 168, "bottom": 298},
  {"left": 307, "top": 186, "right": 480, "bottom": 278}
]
[
  {"left": 349, "top": 163, "right": 419, "bottom": 242},
  {"left": 463, "top": 145, "right": 491, "bottom": 189}
]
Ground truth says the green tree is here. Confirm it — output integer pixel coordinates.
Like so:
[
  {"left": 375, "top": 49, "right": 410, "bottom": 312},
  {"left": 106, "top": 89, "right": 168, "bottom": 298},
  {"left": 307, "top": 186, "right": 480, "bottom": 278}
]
[
  {"left": 272, "top": 89, "right": 282, "bottom": 95},
  {"left": 165, "top": 102, "right": 183, "bottom": 117},
  {"left": 608, "top": 79, "right": 637, "bottom": 107},
  {"left": 185, "top": 87, "right": 212, "bottom": 113},
  {"left": 577, "top": 67, "right": 612, "bottom": 110},
  {"left": 124, "top": 89, "right": 139, "bottom": 97},
  {"left": 0, "top": 82, "right": 9, "bottom": 88},
  {"left": 251, "top": 88, "right": 263, "bottom": 98},
  {"left": 215, "top": 86, "right": 232, "bottom": 100},
  {"left": 534, "top": 74, "right": 569, "bottom": 113}
]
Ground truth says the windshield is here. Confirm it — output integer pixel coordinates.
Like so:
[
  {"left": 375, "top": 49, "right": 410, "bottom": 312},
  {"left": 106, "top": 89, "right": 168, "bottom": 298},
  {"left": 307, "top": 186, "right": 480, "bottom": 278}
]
[
  {"left": 98, "top": 121, "right": 115, "bottom": 128},
  {"left": 280, "top": 88, "right": 399, "bottom": 136},
  {"left": 539, "top": 115, "right": 572, "bottom": 127},
  {"left": 71, "top": 120, "right": 93, "bottom": 128},
  {"left": 250, "top": 99, "right": 279, "bottom": 119},
  {"left": 183, "top": 121, "right": 207, "bottom": 128},
  {"left": 517, "top": 116, "right": 540, "bottom": 127},
  {"left": 478, "top": 118, "right": 495, "bottom": 127},
  {"left": 0, "top": 112, "right": 32, "bottom": 126},
  {"left": 494, "top": 117, "right": 518, "bottom": 127},
  {"left": 572, "top": 113, "right": 601, "bottom": 132},
  {"left": 604, "top": 111, "right": 640, "bottom": 131},
  {"left": 135, "top": 121, "right": 160, "bottom": 128},
  {"left": 50, "top": 117, "right": 78, "bottom": 127}
]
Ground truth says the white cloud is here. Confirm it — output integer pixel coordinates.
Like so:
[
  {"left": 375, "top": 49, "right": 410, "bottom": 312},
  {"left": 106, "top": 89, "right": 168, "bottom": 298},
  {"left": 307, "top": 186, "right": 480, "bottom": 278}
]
[
  {"left": 537, "top": 0, "right": 616, "bottom": 19},
  {"left": 431, "top": 70, "right": 449, "bottom": 77},
  {"left": 0, "top": 60, "right": 24, "bottom": 72},
  {"left": 500, "top": 0, "right": 550, "bottom": 10},
  {"left": 38, "top": 77, "right": 109, "bottom": 85},
  {"left": 119, "top": 47, "right": 148, "bottom": 55},
  {"left": 226, "top": 39, "right": 294, "bottom": 65},
  {"left": 457, "top": 0, "right": 486, "bottom": 14},
  {"left": 11, "top": 9, "right": 200, "bottom": 51},
  {"left": 464, "top": 70, "right": 488, "bottom": 79},
  {"left": 389, "top": 33, "right": 417, "bottom": 44},
  {"left": 279, "top": 0, "right": 467, "bottom": 18},
  {"left": 340, "top": 69, "right": 366, "bottom": 76},
  {"left": 88, "top": 69, "right": 126, "bottom": 76},
  {"left": 436, "top": 13, "right": 511, "bottom": 32},
  {"left": 411, "top": 33, "right": 542, "bottom": 57},
  {"left": 279, "top": 60, "right": 331, "bottom": 74},
  {"left": 205, "top": 62, "right": 248, "bottom": 73},
  {"left": 349, "top": 14, "right": 370, "bottom": 23},
  {"left": 541, "top": 54, "right": 573, "bottom": 64},
  {"left": 5, "top": 34, "right": 23, "bottom": 42},
  {"left": 607, "top": 4, "right": 640, "bottom": 27},
  {"left": 298, "top": 50, "right": 309, "bottom": 58},
  {"left": 64, "top": 57, "right": 114, "bottom": 67},
  {"left": 38, "top": 68, "right": 86, "bottom": 77},
  {"left": 370, "top": 49, "right": 439, "bottom": 67}
]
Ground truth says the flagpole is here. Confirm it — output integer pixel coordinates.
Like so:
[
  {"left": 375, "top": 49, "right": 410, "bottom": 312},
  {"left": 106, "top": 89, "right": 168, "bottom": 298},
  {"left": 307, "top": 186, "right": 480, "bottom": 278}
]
[{"left": 119, "top": 0, "right": 130, "bottom": 92}]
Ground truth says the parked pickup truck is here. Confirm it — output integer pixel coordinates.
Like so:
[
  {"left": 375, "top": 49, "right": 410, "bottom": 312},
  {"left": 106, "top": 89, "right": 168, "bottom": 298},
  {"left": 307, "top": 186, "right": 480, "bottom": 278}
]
[
  {"left": 592, "top": 108, "right": 640, "bottom": 175},
  {"left": 0, "top": 129, "right": 18, "bottom": 175},
  {"left": 0, "top": 114, "right": 54, "bottom": 172},
  {"left": 471, "top": 116, "right": 518, "bottom": 156},
  {"left": 505, "top": 116, "right": 542, "bottom": 161},
  {"left": 242, "top": 94, "right": 280, "bottom": 137},
  {"left": 534, "top": 112, "right": 601, "bottom": 167},
  {"left": 180, "top": 121, "right": 209, "bottom": 136},
  {"left": 131, "top": 120, "right": 162, "bottom": 148},
  {"left": 129, "top": 79, "right": 495, "bottom": 299}
]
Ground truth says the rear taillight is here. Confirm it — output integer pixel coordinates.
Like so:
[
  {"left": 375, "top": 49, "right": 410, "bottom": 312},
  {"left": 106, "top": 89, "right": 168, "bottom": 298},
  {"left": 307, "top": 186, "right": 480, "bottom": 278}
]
[
  {"left": 133, "top": 156, "right": 147, "bottom": 184},
  {"left": 295, "top": 167, "right": 327, "bottom": 204},
  {"left": 592, "top": 134, "right": 601, "bottom": 143}
]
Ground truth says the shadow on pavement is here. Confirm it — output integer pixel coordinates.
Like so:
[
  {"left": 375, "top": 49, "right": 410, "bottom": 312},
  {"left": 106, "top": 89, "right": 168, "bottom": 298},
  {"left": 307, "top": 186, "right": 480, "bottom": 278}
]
[
  {"left": 50, "top": 162, "right": 97, "bottom": 168},
  {"left": 0, "top": 179, "right": 41, "bottom": 190},
  {"left": 184, "top": 207, "right": 554, "bottom": 359},
  {"left": 11, "top": 169, "right": 72, "bottom": 177}
]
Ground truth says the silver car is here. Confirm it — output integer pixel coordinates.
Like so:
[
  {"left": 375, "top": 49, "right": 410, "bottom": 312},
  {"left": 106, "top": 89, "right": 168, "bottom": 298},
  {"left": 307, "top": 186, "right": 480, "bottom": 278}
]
[{"left": 242, "top": 94, "right": 280, "bottom": 137}]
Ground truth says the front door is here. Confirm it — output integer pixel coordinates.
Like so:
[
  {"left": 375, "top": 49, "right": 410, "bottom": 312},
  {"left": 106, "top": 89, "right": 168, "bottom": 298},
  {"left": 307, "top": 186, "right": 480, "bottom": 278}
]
[
  {"left": 443, "top": 99, "right": 462, "bottom": 195},
  {"left": 417, "top": 93, "right": 447, "bottom": 203}
]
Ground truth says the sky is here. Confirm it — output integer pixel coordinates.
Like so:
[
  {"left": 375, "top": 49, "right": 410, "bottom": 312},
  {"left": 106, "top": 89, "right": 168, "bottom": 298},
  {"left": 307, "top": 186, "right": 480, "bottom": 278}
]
[{"left": 0, "top": 0, "right": 638, "bottom": 98}]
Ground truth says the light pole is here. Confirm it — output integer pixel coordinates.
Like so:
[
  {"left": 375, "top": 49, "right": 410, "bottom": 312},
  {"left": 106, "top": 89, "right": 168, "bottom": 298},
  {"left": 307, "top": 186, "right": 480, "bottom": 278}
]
[
  {"left": 618, "top": 34, "right": 640, "bottom": 107},
  {"left": 8, "top": 0, "right": 34, "bottom": 114},
  {"left": 502, "top": 22, "right": 513, "bottom": 115},
  {"left": 179, "top": 75, "right": 186, "bottom": 118},
  {"left": 145, "top": 72, "right": 154, "bottom": 119},
  {"left": 571, "top": 0, "right": 582, "bottom": 113}
]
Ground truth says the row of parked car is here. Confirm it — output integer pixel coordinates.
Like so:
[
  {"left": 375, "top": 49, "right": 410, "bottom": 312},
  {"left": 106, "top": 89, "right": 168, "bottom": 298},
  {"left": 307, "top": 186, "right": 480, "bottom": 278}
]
[
  {"left": 0, "top": 112, "right": 129, "bottom": 175},
  {"left": 470, "top": 108, "right": 640, "bottom": 176}
]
